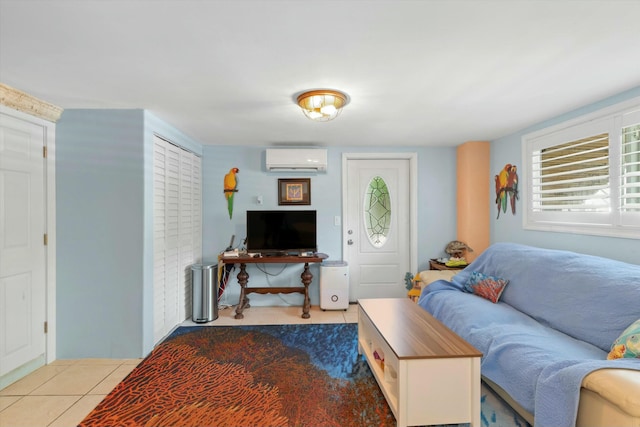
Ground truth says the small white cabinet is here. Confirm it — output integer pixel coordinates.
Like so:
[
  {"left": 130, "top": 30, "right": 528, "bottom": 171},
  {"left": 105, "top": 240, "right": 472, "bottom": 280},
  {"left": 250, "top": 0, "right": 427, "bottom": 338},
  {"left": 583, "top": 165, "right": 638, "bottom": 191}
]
[{"left": 320, "top": 261, "right": 349, "bottom": 310}]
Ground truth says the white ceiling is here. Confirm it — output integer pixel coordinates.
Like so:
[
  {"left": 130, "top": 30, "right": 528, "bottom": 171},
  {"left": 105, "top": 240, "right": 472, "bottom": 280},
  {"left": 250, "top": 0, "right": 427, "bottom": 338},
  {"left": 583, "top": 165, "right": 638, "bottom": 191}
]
[{"left": 1, "top": 0, "right": 639, "bottom": 147}]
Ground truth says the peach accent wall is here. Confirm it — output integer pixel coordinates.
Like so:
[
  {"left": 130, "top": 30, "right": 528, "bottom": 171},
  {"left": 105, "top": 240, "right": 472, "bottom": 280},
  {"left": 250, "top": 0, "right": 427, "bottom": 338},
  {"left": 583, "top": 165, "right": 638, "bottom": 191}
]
[{"left": 456, "top": 141, "right": 490, "bottom": 262}]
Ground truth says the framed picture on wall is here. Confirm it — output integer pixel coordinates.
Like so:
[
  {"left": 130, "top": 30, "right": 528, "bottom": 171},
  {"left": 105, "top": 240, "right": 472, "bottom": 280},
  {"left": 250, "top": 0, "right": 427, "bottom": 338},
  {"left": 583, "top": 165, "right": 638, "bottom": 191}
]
[{"left": 278, "top": 178, "right": 311, "bottom": 205}]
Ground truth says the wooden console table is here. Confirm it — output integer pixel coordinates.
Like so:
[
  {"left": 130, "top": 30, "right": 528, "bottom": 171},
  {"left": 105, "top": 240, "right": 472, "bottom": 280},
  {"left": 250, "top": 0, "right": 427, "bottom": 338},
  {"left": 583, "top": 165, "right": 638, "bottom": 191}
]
[
  {"left": 358, "top": 298, "right": 482, "bottom": 427},
  {"left": 219, "top": 253, "right": 328, "bottom": 319}
]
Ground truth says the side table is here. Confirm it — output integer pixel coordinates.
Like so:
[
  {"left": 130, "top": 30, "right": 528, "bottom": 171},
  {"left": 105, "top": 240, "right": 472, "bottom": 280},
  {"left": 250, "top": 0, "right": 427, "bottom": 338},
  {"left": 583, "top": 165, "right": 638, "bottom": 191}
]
[{"left": 429, "top": 259, "right": 466, "bottom": 271}]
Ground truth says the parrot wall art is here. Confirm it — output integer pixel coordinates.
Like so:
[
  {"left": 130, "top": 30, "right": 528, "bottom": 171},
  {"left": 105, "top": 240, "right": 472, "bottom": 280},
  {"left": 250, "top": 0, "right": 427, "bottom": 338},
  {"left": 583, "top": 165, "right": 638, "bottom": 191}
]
[
  {"left": 223, "top": 167, "right": 239, "bottom": 219},
  {"left": 494, "top": 163, "right": 519, "bottom": 218}
]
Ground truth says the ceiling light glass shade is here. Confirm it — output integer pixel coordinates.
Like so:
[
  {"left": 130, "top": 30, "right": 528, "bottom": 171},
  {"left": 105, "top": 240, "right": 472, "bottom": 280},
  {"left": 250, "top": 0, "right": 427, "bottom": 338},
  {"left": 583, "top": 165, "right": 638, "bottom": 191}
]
[{"left": 297, "top": 90, "right": 348, "bottom": 122}]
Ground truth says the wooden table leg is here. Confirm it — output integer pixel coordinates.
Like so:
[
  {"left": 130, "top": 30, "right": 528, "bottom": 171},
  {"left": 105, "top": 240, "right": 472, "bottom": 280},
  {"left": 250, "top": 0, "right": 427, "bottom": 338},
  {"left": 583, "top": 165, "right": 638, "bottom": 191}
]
[
  {"left": 300, "top": 262, "right": 312, "bottom": 319},
  {"left": 235, "top": 263, "right": 250, "bottom": 319}
]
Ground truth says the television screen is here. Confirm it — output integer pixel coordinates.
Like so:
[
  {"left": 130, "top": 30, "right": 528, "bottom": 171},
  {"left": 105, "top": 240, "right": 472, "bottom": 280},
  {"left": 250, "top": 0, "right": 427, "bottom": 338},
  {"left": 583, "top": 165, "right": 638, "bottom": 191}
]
[{"left": 246, "top": 210, "right": 317, "bottom": 255}]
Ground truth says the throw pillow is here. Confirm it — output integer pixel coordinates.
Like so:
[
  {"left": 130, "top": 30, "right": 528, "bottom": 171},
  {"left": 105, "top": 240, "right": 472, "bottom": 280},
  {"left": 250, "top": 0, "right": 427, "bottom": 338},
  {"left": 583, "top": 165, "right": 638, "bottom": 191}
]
[
  {"left": 463, "top": 271, "right": 509, "bottom": 303},
  {"left": 607, "top": 318, "right": 640, "bottom": 360}
]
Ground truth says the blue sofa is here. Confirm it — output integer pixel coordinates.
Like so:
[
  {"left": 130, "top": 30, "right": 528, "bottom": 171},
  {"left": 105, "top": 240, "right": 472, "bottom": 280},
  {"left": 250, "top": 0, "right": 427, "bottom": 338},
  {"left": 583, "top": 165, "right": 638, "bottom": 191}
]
[{"left": 417, "top": 243, "right": 640, "bottom": 427}]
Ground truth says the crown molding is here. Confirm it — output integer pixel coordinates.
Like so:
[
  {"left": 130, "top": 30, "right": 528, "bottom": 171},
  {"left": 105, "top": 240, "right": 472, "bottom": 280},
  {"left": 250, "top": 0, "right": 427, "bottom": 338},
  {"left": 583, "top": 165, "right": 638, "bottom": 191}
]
[{"left": 0, "top": 83, "right": 63, "bottom": 122}]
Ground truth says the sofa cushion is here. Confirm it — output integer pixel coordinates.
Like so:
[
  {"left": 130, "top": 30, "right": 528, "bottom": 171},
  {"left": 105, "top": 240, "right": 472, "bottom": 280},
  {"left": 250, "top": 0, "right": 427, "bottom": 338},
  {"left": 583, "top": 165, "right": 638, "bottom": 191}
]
[
  {"left": 608, "top": 318, "right": 640, "bottom": 360},
  {"left": 463, "top": 271, "right": 509, "bottom": 303}
]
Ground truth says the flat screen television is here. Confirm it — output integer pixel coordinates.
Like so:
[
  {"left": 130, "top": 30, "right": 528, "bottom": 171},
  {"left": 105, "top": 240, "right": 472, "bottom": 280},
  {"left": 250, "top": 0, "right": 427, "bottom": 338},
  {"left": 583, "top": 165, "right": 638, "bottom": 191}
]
[{"left": 246, "top": 210, "right": 317, "bottom": 255}]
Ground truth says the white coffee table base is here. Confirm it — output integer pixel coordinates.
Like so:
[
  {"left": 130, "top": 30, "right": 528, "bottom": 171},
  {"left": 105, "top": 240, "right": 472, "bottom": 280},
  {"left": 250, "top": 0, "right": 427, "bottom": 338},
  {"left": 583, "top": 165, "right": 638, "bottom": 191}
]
[{"left": 358, "top": 298, "right": 482, "bottom": 427}]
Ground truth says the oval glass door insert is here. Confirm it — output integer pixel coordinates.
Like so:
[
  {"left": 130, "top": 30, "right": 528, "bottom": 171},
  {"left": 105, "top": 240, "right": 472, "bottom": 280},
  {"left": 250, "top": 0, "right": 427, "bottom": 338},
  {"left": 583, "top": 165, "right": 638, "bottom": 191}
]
[{"left": 364, "top": 176, "right": 391, "bottom": 247}]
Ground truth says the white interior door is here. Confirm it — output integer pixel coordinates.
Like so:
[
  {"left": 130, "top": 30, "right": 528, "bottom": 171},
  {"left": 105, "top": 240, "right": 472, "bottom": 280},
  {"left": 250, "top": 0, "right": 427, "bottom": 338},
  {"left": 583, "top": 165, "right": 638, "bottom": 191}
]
[
  {"left": 344, "top": 156, "right": 415, "bottom": 301},
  {"left": 0, "top": 112, "right": 47, "bottom": 376}
]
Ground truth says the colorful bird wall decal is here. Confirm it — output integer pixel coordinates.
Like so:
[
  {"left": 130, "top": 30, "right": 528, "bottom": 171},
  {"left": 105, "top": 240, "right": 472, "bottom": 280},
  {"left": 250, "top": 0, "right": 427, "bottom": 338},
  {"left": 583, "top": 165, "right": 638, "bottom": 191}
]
[
  {"left": 223, "top": 167, "right": 239, "bottom": 219},
  {"left": 494, "top": 163, "right": 519, "bottom": 218}
]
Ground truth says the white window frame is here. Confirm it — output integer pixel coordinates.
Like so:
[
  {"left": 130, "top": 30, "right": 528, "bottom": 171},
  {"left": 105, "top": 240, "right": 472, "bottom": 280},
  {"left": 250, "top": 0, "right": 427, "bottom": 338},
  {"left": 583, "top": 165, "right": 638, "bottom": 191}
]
[{"left": 522, "top": 96, "right": 640, "bottom": 239}]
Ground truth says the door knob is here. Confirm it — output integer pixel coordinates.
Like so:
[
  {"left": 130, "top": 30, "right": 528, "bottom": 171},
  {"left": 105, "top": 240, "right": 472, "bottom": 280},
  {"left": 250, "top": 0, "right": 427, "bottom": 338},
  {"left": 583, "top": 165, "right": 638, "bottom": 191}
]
[{"left": 347, "top": 239, "right": 354, "bottom": 245}]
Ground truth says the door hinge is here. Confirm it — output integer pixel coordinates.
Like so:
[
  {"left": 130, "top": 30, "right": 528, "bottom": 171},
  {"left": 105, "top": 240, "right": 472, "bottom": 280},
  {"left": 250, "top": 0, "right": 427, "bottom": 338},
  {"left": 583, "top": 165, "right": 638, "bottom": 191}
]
[
  {"left": 43, "top": 146, "right": 47, "bottom": 158},
  {"left": 44, "top": 321, "right": 48, "bottom": 334},
  {"left": 44, "top": 234, "right": 48, "bottom": 245}
]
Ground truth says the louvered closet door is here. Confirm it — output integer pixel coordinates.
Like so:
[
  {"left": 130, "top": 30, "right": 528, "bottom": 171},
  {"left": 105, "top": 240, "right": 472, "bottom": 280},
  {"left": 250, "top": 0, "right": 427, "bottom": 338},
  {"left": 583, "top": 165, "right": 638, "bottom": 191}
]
[
  {"left": 178, "top": 151, "right": 203, "bottom": 321},
  {"left": 153, "top": 138, "right": 180, "bottom": 342},
  {"left": 187, "top": 154, "right": 202, "bottom": 316},
  {"left": 153, "top": 136, "right": 202, "bottom": 343},
  {"left": 192, "top": 156, "right": 202, "bottom": 263},
  {"left": 152, "top": 140, "right": 166, "bottom": 343}
]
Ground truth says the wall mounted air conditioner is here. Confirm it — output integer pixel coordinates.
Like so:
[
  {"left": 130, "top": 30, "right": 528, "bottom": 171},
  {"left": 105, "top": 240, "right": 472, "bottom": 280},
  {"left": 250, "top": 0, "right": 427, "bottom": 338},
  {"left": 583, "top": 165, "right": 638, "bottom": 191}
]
[{"left": 265, "top": 148, "right": 328, "bottom": 172}]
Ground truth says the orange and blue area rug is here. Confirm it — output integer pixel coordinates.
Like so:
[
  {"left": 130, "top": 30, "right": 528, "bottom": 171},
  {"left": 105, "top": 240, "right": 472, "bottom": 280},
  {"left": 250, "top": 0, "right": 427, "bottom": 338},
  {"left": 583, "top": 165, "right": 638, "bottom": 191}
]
[{"left": 79, "top": 323, "right": 531, "bottom": 427}]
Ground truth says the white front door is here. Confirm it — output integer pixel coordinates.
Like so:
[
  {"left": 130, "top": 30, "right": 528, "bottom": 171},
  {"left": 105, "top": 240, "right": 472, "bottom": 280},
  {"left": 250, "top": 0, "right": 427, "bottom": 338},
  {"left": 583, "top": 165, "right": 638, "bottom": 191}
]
[
  {"left": 343, "top": 154, "right": 416, "bottom": 301},
  {"left": 0, "top": 112, "right": 47, "bottom": 376}
]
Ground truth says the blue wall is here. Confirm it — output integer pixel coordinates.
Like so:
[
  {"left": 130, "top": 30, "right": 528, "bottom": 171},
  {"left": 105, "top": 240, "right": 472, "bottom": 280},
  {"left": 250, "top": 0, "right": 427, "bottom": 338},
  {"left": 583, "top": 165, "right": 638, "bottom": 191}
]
[
  {"left": 56, "top": 109, "right": 202, "bottom": 358},
  {"left": 202, "top": 145, "right": 458, "bottom": 307},
  {"left": 57, "top": 110, "right": 146, "bottom": 358},
  {"left": 490, "top": 86, "right": 640, "bottom": 264},
  {"left": 55, "top": 86, "right": 640, "bottom": 358},
  {"left": 56, "top": 109, "right": 457, "bottom": 357}
]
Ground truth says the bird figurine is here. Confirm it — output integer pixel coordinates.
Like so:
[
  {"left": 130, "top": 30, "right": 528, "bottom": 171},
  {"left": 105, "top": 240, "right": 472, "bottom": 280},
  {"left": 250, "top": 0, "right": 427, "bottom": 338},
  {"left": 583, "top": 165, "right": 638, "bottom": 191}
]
[
  {"left": 507, "top": 164, "right": 519, "bottom": 214},
  {"left": 404, "top": 272, "right": 414, "bottom": 290},
  {"left": 445, "top": 240, "right": 474, "bottom": 259},
  {"left": 223, "top": 167, "right": 239, "bottom": 219},
  {"left": 495, "top": 163, "right": 519, "bottom": 218}
]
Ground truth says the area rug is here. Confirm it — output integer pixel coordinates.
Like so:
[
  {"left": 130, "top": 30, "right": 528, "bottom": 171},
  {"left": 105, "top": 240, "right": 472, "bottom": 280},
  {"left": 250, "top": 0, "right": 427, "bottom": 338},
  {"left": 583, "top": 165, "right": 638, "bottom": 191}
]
[{"left": 79, "top": 323, "right": 531, "bottom": 427}]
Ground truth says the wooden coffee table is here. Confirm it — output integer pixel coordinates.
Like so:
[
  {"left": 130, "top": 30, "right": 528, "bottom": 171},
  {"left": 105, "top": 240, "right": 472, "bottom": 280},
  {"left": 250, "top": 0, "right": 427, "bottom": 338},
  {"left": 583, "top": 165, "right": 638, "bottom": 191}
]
[{"left": 358, "top": 298, "right": 482, "bottom": 427}]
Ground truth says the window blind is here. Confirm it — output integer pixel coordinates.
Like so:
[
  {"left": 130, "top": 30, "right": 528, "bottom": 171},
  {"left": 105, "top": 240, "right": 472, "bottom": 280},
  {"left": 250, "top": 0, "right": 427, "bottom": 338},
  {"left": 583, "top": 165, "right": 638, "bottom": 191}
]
[
  {"left": 533, "top": 133, "right": 610, "bottom": 212},
  {"left": 621, "top": 110, "right": 640, "bottom": 213}
]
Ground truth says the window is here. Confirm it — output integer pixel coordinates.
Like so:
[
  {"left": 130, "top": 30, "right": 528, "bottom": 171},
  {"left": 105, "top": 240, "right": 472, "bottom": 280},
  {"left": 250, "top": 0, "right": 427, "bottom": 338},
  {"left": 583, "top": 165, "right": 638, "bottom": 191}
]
[
  {"left": 621, "top": 114, "right": 640, "bottom": 216},
  {"left": 364, "top": 176, "right": 391, "bottom": 247},
  {"left": 523, "top": 97, "right": 640, "bottom": 239}
]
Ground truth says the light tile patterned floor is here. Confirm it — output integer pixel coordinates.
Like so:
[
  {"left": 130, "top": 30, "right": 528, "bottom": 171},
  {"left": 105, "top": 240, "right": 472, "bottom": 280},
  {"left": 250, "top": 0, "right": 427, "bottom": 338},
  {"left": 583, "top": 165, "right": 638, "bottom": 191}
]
[{"left": 0, "top": 305, "right": 357, "bottom": 427}]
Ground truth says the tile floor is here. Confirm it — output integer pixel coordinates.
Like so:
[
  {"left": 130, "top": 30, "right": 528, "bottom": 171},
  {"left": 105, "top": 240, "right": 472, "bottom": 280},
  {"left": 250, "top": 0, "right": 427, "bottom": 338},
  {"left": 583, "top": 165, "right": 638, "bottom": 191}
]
[{"left": 0, "top": 304, "right": 358, "bottom": 427}]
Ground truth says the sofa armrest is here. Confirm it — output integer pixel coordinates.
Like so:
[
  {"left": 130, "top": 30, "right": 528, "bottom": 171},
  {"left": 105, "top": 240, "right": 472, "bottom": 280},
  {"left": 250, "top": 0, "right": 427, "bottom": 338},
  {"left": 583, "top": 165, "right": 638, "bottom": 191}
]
[
  {"left": 581, "top": 368, "right": 640, "bottom": 417},
  {"left": 408, "top": 270, "right": 459, "bottom": 302},
  {"left": 418, "top": 270, "right": 459, "bottom": 288}
]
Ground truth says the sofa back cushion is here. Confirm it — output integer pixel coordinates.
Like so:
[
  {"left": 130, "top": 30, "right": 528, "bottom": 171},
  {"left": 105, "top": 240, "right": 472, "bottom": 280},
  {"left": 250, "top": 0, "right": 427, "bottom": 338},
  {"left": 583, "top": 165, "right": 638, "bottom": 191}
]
[{"left": 451, "top": 243, "right": 640, "bottom": 352}]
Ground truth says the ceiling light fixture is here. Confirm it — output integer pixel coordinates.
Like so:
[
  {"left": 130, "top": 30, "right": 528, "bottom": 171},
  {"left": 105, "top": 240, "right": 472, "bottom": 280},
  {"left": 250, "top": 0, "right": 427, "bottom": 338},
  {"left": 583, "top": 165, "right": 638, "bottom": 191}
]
[{"left": 296, "top": 89, "right": 349, "bottom": 122}]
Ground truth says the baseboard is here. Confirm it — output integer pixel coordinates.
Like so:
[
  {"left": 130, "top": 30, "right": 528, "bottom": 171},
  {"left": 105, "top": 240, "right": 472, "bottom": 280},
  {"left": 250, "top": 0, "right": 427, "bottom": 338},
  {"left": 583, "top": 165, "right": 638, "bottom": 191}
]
[{"left": 0, "top": 355, "right": 45, "bottom": 390}]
